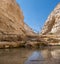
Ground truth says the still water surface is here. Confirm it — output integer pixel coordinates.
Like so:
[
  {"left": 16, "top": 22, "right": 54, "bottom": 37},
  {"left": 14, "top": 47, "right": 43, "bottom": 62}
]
[{"left": 0, "top": 46, "right": 60, "bottom": 64}]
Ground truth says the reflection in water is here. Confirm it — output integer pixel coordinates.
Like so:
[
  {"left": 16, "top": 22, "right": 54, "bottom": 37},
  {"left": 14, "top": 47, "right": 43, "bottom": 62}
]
[
  {"left": 0, "top": 46, "right": 60, "bottom": 64},
  {"left": 25, "top": 46, "right": 60, "bottom": 64},
  {"left": 51, "top": 49, "right": 60, "bottom": 59},
  {"left": 0, "top": 48, "right": 33, "bottom": 64}
]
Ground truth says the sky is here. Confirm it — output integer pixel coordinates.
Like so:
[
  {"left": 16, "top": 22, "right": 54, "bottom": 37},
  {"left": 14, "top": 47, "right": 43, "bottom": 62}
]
[{"left": 16, "top": 0, "right": 60, "bottom": 33}]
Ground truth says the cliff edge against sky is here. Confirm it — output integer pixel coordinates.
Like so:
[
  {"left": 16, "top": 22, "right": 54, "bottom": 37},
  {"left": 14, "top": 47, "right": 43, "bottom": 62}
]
[
  {"left": 41, "top": 3, "right": 60, "bottom": 35},
  {"left": 0, "top": 0, "right": 36, "bottom": 48}
]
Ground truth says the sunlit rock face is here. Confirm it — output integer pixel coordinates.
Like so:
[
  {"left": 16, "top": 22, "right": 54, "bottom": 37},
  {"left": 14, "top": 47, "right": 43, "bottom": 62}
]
[
  {"left": 0, "top": 0, "right": 27, "bottom": 48},
  {"left": 51, "top": 49, "right": 60, "bottom": 59},
  {"left": 24, "top": 23, "right": 36, "bottom": 36},
  {"left": 0, "top": 0, "right": 25, "bottom": 37},
  {"left": 0, "top": 0, "right": 37, "bottom": 48},
  {"left": 41, "top": 3, "right": 60, "bottom": 35}
]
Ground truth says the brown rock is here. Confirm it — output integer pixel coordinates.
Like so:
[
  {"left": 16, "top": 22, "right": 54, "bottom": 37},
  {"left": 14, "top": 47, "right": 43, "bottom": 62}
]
[
  {"left": 24, "top": 23, "right": 36, "bottom": 36},
  {"left": 0, "top": 0, "right": 25, "bottom": 37},
  {"left": 0, "top": 0, "right": 27, "bottom": 48},
  {"left": 40, "top": 3, "right": 60, "bottom": 45},
  {"left": 41, "top": 3, "right": 60, "bottom": 35}
]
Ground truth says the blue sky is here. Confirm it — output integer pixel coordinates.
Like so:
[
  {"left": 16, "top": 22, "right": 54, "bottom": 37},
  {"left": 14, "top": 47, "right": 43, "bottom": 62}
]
[{"left": 16, "top": 0, "right": 60, "bottom": 33}]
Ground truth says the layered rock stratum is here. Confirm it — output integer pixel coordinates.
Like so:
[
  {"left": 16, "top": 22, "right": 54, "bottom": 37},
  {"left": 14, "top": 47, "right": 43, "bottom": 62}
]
[
  {"left": 1, "top": 0, "right": 60, "bottom": 48},
  {"left": 0, "top": 0, "right": 25, "bottom": 36},
  {"left": 0, "top": 0, "right": 36, "bottom": 48},
  {"left": 24, "top": 23, "right": 36, "bottom": 36},
  {"left": 41, "top": 3, "right": 60, "bottom": 35},
  {"left": 40, "top": 3, "right": 60, "bottom": 45}
]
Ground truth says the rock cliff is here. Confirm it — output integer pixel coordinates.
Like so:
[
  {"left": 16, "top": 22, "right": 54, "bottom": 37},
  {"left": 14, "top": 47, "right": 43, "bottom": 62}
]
[
  {"left": 0, "top": 0, "right": 37, "bottom": 48},
  {"left": 40, "top": 3, "right": 60, "bottom": 45},
  {"left": 24, "top": 23, "right": 36, "bottom": 36},
  {"left": 41, "top": 3, "right": 60, "bottom": 35},
  {"left": 0, "top": 0, "right": 26, "bottom": 48},
  {"left": 0, "top": 0, "right": 25, "bottom": 36}
]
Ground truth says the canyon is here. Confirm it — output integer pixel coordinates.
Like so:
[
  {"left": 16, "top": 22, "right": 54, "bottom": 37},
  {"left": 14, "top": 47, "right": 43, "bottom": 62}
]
[{"left": 0, "top": 0, "right": 60, "bottom": 48}]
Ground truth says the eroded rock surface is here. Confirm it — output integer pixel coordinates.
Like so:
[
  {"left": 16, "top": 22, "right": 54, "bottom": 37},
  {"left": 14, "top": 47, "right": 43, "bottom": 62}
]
[
  {"left": 0, "top": 0, "right": 37, "bottom": 48},
  {"left": 41, "top": 3, "right": 60, "bottom": 35},
  {"left": 0, "top": 0, "right": 26, "bottom": 48},
  {"left": 0, "top": 0, "right": 25, "bottom": 36},
  {"left": 24, "top": 23, "right": 36, "bottom": 36}
]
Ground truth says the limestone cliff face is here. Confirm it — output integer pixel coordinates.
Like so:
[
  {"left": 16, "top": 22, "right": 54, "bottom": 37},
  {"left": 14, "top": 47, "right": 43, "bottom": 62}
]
[
  {"left": 41, "top": 3, "right": 60, "bottom": 35},
  {"left": 0, "top": 0, "right": 25, "bottom": 37},
  {"left": 24, "top": 23, "right": 36, "bottom": 36}
]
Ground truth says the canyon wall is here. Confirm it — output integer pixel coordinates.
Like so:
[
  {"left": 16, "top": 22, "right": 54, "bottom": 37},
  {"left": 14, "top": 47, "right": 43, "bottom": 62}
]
[{"left": 41, "top": 3, "right": 60, "bottom": 35}]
